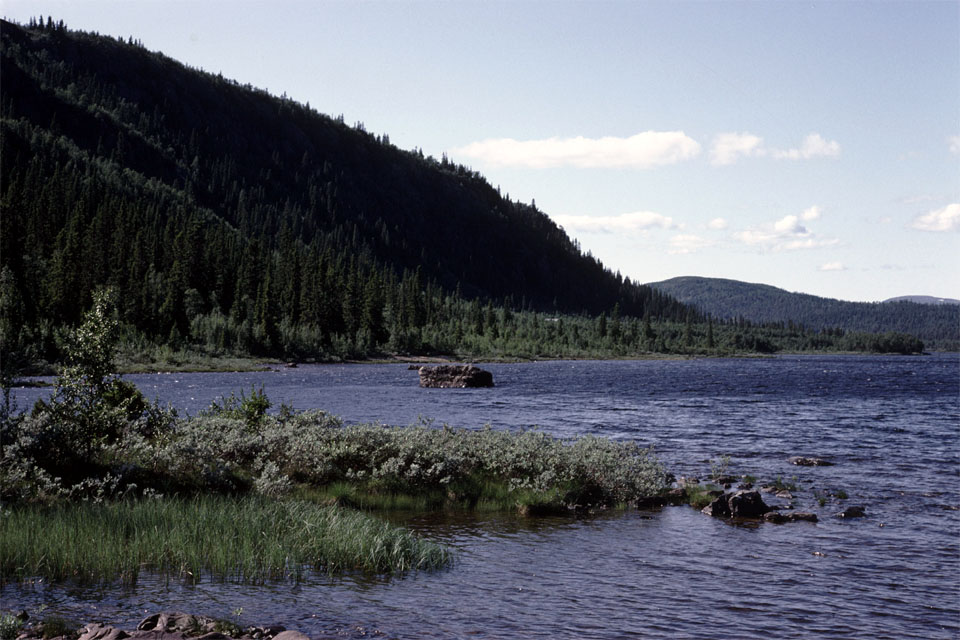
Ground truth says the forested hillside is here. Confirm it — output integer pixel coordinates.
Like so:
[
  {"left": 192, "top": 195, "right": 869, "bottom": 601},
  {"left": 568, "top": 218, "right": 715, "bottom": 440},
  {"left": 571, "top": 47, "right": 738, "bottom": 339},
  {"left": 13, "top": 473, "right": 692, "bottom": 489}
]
[
  {"left": 0, "top": 19, "right": 932, "bottom": 372},
  {"left": 0, "top": 18, "right": 693, "bottom": 366},
  {"left": 649, "top": 277, "right": 958, "bottom": 350}
]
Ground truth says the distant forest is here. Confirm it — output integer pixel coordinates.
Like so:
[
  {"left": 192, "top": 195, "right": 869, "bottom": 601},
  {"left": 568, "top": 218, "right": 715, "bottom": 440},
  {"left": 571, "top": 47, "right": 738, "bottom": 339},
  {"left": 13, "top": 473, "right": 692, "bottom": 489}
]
[
  {"left": 0, "top": 19, "right": 932, "bottom": 375},
  {"left": 650, "top": 277, "right": 958, "bottom": 351}
]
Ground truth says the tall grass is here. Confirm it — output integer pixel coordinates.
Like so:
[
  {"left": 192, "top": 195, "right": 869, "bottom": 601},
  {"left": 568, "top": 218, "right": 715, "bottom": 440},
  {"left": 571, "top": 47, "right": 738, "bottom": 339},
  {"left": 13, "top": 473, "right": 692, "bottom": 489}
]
[{"left": 0, "top": 496, "right": 451, "bottom": 583}]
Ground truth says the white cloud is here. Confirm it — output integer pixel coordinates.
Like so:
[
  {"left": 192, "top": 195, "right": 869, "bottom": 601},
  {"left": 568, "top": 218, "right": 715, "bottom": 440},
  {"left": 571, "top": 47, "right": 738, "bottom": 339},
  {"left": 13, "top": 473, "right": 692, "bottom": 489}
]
[
  {"left": 772, "top": 133, "right": 841, "bottom": 160},
  {"left": 819, "top": 262, "right": 847, "bottom": 271},
  {"left": 669, "top": 234, "right": 715, "bottom": 254},
  {"left": 707, "top": 132, "right": 840, "bottom": 165},
  {"left": 949, "top": 135, "right": 960, "bottom": 154},
  {"left": 453, "top": 131, "right": 701, "bottom": 168},
  {"left": 912, "top": 203, "right": 960, "bottom": 232},
  {"left": 710, "top": 132, "right": 764, "bottom": 166},
  {"left": 734, "top": 206, "right": 837, "bottom": 251},
  {"left": 553, "top": 210, "right": 676, "bottom": 234},
  {"left": 783, "top": 237, "right": 840, "bottom": 250},
  {"left": 773, "top": 214, "right": 806, "bottom": 235},
  {"left": 707, "top": 217, "right": 729, "bottom": 230}
]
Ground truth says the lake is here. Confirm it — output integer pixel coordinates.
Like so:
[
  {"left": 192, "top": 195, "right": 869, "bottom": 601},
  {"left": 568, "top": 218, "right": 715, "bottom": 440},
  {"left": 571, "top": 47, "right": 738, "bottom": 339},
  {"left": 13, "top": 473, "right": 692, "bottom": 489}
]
[{"left": 5, "top": 354, "right": 959, "bottom": 639}]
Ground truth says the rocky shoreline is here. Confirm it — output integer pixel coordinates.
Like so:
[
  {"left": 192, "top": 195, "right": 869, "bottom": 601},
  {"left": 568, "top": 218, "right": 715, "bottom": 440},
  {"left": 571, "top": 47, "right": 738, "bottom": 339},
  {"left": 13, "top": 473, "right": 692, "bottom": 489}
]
[{"left": 12, "top": 612, "right": 321, "bottom": 640}]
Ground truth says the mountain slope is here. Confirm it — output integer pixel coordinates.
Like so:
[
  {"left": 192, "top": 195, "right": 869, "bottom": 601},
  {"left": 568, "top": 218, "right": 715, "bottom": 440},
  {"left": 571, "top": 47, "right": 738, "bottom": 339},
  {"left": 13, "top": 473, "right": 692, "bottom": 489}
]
[
  {"left": 0, "top": 19, "right": 692, "bottom": 358},
  {"left": 648, "top": 276, "right": 958, "bottom": 348}
]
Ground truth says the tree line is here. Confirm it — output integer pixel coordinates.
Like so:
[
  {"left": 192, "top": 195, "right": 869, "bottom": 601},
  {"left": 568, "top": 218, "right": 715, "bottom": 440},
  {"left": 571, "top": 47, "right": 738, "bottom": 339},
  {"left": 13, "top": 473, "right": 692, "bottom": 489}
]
[{"left": 0, "top": 19, "right": 926, "bottom": 377}]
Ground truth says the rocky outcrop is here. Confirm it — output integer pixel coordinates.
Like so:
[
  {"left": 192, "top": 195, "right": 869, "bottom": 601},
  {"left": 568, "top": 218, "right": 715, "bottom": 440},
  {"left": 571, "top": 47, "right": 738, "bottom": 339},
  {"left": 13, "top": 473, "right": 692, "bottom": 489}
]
[
  {"left": 417, "top": 364, "right": 494, "bottom": 388},
  {"left": 702, "top": 490, "right": 771, "bottom": 519},
  {"left": 17, "top": 612, "right": 303, "bottom": 640}
]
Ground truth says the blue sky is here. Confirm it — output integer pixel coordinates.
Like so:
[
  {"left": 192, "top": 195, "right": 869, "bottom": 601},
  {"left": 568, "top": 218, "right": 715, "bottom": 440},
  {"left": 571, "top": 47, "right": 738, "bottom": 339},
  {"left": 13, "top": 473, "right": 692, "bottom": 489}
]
[{"left": 4, "top": 0, "right": 957, "bottom": 302}]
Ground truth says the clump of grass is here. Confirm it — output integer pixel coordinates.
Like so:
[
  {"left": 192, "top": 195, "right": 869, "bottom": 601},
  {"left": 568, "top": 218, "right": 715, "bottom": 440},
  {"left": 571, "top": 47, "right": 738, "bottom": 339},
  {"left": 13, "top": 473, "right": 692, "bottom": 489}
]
[
  {"left": 769, "top": 475, "right": 799, "bottom": 492},
  {"left": 684, "top": 483, "right": 723, "bottom": 510},
  {"left": 0, "top": 496, "right": 451, "bottom": 583},
  {"left": 0, "top": 614, "right": 25, "bottom": 640},
  {"left": 40, "top": 615, "right": 79, "bottom": 640},
  {"left": 709, "top": 455, "right": 731, "bottom": 482}
]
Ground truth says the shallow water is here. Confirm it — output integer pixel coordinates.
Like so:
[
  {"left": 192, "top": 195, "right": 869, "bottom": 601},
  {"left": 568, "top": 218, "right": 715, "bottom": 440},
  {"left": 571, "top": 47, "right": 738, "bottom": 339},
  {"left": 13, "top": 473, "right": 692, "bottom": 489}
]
[{"left": 6, "top": 354, "right": 959, "bottom": 638}]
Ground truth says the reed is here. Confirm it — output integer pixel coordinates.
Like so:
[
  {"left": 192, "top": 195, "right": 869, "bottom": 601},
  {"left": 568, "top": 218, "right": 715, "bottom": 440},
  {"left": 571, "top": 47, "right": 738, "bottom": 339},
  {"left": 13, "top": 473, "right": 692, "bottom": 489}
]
[{"left": 0, "top": 496, "right": 451, "bottom": 583}]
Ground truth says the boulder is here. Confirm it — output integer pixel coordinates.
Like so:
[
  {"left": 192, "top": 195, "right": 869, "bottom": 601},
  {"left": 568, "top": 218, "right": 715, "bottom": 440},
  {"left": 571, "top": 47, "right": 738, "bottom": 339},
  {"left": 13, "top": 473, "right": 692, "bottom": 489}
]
[
  {"left": 701, "top": 495, "right": 731, "bottom": 518},
  {"left": 702, "top": 490, "right": 771, "bottom": 519},
  {"left": 789, "top": 456, "right": 834, "bottom": 466},
  {"left": 728, "top": 490, "right": 771, "bottom": 518},
  {"left": 78, "top": 625, "right": 130, "bottom": 640},
  {"left": 418, "top": 364, "right": 494, "bottom": 388}
]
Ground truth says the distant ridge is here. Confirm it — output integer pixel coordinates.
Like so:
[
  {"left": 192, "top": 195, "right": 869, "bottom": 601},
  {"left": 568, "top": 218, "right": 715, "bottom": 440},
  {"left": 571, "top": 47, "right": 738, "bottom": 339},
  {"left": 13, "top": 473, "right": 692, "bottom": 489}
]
[
  {"left": 647, "top": 276, "right": 959, "bottom": 350},
  {"left": 883, "top": 296, "right": 960, "bottom": 306}
]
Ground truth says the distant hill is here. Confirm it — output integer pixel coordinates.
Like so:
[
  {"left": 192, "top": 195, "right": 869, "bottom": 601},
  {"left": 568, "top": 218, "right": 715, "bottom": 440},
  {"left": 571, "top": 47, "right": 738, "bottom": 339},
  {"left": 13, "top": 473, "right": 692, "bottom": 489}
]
[
  {"left": 647, "top": 277, "right": 959, "bottom": 349},
  {"left": 883, "top": 296, "right": 960, "bottom": 306}
]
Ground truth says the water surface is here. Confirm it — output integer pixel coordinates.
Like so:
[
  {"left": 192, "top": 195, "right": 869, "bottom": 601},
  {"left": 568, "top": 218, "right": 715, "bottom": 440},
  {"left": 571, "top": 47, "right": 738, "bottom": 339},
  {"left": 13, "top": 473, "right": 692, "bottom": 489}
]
[{"left": 6, "top": 355, "right": 959, "bottom": 638}]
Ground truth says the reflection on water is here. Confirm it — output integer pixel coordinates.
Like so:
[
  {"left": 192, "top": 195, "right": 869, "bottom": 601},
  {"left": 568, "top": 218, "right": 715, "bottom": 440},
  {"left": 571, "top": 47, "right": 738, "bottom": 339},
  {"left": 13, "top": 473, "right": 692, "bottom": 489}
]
[{"left": 6, "top": 355, "right": 959, "bottom": 639}]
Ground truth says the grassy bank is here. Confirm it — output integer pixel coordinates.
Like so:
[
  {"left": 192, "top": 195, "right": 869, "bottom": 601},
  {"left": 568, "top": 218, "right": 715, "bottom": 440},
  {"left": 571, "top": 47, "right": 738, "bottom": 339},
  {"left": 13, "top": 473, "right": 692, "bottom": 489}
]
[
  {"left": 0, "top": 496, "right": 450, "bottom": 583},
  {"left": 0, "top": 296, "right": 668, "bottom": 584}
]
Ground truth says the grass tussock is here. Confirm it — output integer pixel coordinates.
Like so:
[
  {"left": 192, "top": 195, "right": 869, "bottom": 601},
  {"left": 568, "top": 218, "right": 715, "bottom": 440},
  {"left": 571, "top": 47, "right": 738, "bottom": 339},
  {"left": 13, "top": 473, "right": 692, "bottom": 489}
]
[
  {"left": 683, "top": 483, "right": 723, "bottom": 510},
  {"left": 0, "top": 496, "right": 451, "bottom": 583}
]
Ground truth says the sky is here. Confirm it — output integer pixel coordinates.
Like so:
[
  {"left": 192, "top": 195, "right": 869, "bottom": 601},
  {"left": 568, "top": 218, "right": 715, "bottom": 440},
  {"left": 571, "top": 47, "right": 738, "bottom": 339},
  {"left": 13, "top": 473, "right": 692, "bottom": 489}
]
[{"left": 3, "top": 0, "right": 958, "bottom": 302}]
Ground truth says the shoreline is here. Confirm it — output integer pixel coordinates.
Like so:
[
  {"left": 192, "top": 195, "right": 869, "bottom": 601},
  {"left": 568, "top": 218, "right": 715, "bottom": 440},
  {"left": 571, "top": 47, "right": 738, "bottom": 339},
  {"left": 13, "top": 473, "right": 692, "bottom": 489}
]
[{"left": 8, "top": 350, "right": 945, "bottom": 387}]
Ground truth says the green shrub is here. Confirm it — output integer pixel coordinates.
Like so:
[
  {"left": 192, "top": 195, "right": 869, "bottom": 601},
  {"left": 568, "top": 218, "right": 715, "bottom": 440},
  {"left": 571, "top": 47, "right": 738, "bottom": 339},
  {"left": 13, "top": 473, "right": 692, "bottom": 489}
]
[
  {"left": 0, "top": 614, "right": 24, "bottom": 640},
  {"left": 202, "top": 385, "right": 271, "bottom": 428}
]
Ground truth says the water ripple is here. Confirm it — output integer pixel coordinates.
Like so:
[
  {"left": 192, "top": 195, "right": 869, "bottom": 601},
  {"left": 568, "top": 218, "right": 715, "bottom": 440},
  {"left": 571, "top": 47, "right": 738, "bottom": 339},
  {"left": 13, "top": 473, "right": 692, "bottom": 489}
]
[{"left": 6, "top": 354, "right": 959, "bottom": 638}]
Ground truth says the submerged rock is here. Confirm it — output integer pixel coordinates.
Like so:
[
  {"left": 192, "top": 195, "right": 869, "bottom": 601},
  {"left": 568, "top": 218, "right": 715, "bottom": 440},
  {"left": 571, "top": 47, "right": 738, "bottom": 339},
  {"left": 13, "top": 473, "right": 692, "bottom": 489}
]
[
  {"left": 633, "top": 495, "right": 668, "bottom": 509},
  {"left": 789, "top": 456, "right": 835, "bottom": 467},
  {"left": 764, "top": 511, "right": 819, "bottom": 524},
  {"left": 418, "top": 364, "right": 494, "bottom": 388}
]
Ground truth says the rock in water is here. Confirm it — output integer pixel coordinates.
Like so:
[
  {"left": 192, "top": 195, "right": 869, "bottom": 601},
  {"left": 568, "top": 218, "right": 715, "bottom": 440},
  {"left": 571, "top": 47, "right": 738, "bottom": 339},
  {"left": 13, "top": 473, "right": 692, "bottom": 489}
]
[
  {"left": 728, "top": 490, "right": 771, "bottom": 518},
  {"left": 418, "top": 364, "right": 494, "bottom": 388},
  {"left": 788, "top": 456, "right": 834, "bottom": 466},
  {"left": 764, "top": 511, "right": 819, "bottom": 524},
  {"left": 702, "top": 490, "right": 771, "bottom": 519},
  {"left": 701, "top": 495, "right": 731, "bottom": 518}
]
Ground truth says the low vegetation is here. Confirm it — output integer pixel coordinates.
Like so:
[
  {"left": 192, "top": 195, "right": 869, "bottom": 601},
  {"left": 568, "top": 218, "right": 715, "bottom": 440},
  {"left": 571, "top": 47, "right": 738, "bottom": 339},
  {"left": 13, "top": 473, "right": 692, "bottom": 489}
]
[
  {"left": 0, "top": 292, "right": 667, "bottom": 583},
  {"left": 0, "top": 496, "right": 451, "bottom": 582}
]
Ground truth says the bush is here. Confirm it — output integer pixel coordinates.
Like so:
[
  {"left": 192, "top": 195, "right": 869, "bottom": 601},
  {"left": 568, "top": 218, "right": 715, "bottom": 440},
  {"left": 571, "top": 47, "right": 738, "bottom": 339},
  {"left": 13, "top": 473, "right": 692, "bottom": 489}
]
[{"left": 1, "top": 291, "right": 175, "bottom": 503}]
